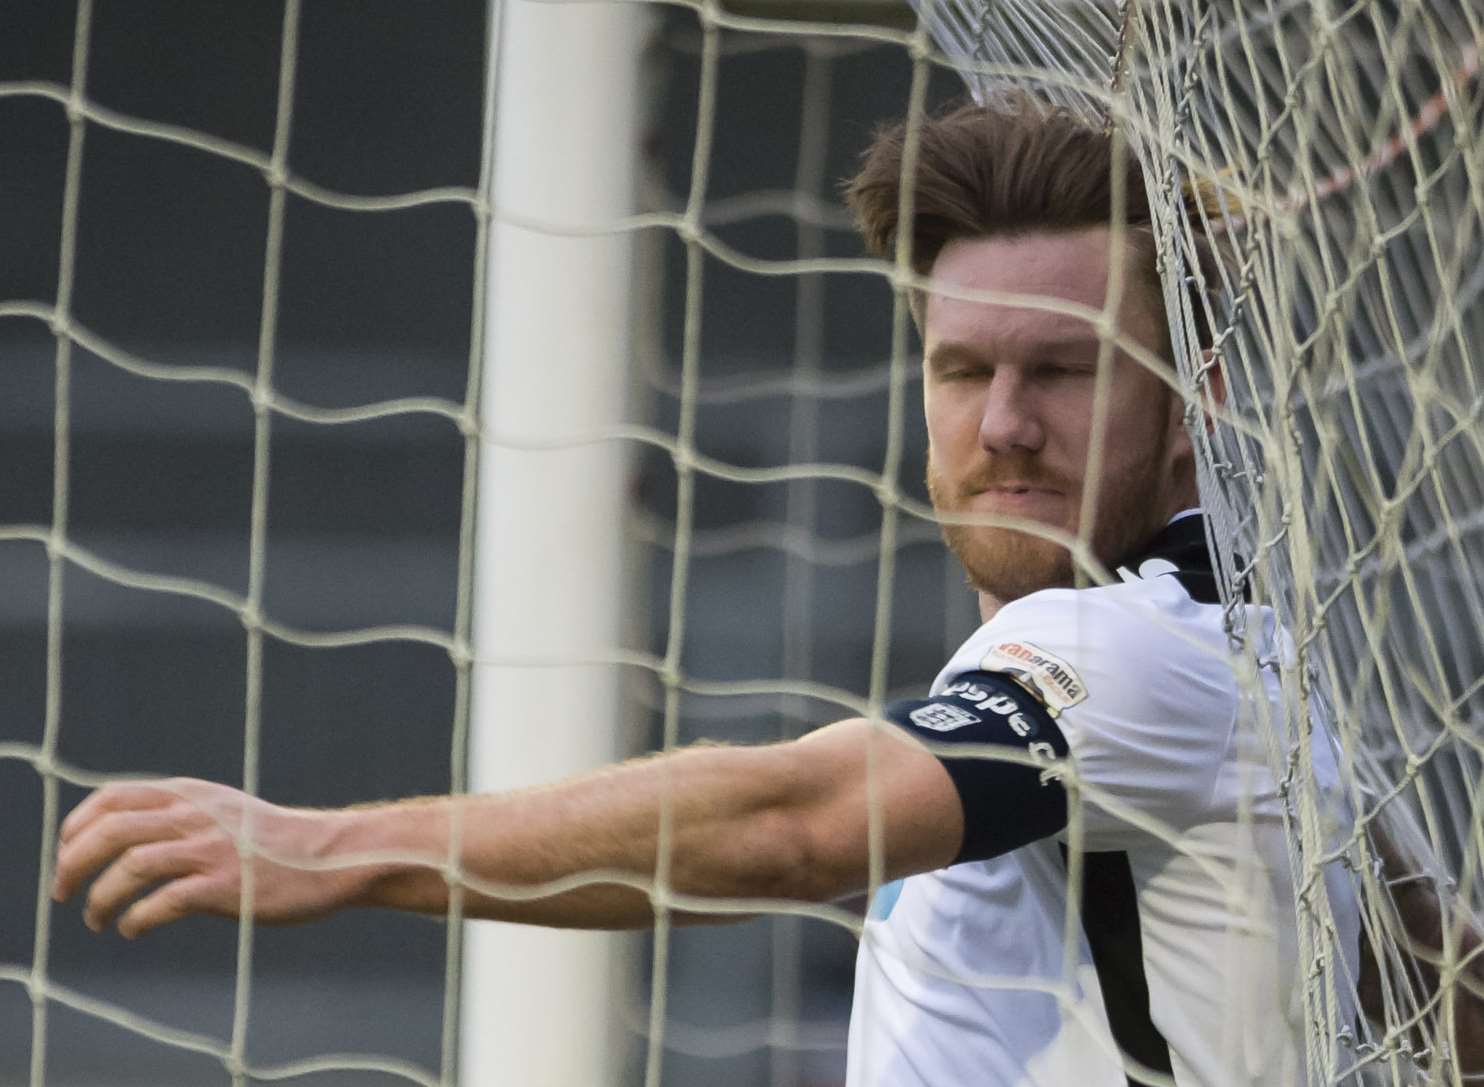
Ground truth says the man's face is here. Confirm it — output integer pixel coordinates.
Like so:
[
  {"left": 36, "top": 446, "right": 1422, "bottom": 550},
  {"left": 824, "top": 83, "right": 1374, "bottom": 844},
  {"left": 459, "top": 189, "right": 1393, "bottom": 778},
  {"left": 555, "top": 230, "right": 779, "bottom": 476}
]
[{"left": 923, "top": 227, "right": 1189, "bottom": 603}]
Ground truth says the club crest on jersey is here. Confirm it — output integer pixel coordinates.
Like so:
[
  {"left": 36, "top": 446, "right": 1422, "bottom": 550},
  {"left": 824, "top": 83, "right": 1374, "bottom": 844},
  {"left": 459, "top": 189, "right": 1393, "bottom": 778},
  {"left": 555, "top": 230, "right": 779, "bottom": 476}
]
[
  {"left": 908, "top": 702, "right": 981, "bottom": 732},
  {"left": 980, "top": 641, "right": 1087, "bottom": 717}
]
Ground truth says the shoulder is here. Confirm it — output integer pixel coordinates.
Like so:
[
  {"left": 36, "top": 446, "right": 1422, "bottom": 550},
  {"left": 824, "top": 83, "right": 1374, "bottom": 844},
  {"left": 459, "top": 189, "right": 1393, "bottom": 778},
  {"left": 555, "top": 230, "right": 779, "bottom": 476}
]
[
  {"left": 971, "top": 578, "right": 1240, "bottom": 837},
  {"left": 926, "top": 516, "right": 1248, "bottom": 846},
  {"left": 954, "top": 574, "right": 1232, "bottom": 718}
]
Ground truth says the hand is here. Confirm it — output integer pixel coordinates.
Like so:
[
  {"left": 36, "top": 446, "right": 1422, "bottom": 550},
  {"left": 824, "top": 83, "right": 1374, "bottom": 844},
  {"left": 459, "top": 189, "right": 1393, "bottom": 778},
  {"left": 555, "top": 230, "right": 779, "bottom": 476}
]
[
  {"left": 52, "top": 778, "right": 365, "bottom": 938},
  {"left": 1357, "top": 831, "right": 1484, "bottom": 1075}
]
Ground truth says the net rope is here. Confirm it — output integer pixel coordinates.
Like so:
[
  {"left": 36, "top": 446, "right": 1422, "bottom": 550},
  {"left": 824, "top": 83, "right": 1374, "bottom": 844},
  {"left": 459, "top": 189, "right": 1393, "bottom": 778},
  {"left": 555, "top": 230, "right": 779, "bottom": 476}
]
[
  {"left": 6, "top": 0, "right": 1481, "bottom": 1084},
  {"left": 1, "top": 3, "right": 940, "bottom": 1083},
  {"left": 913, "top": 0, "right": 1484, "bottom": 1081}
]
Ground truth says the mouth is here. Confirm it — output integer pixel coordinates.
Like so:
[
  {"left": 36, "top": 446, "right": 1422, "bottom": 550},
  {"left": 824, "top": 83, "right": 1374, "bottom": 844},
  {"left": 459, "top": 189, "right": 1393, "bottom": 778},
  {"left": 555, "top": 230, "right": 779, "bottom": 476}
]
[
  {"left": 978, "top": 484, "right": 1062, "bottom": 499},
  {"left": 965, "top": 485, "right": 1066, "bottom": 515}
]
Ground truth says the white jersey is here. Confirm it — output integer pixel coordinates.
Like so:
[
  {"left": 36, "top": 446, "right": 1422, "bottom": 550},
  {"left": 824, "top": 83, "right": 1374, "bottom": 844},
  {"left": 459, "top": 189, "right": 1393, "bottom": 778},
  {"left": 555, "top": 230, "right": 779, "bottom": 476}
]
[{"left": 847, "top": 512, "right": 1359, "bottom": 1087}]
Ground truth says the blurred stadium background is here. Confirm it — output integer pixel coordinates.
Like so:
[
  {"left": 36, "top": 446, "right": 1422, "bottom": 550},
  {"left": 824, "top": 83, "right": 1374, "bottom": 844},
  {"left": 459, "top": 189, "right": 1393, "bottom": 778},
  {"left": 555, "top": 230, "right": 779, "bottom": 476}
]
[{"left": 1, "top": 2, "right": 970, "bottom": 1084}]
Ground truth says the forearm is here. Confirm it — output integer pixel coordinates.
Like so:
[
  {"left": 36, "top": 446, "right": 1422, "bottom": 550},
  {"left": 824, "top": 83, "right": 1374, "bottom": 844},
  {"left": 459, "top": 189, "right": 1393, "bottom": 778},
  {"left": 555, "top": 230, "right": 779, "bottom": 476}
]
[
  {"left": 53, "top": 718, "right": 959, "bottom": 938},
  {"left": 342, "top": 741, "right": 839, "bottom": 928}
]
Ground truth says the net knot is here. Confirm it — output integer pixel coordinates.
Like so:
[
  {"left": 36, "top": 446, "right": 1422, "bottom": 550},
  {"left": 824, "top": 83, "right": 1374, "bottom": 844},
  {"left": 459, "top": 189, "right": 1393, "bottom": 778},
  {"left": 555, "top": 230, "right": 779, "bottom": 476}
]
[
  {"left": 1351, "top": 1037, "right": 1382, "bottom": 1059},
  {"left": 30, "top": 749, "right": 57, "bottom": 780},
  {"left": 447, "top": 639, "right": 473, "bottom": 669},
  {"left": 1399, "top": 1038, "right": 1430, "bottom": 1061}
]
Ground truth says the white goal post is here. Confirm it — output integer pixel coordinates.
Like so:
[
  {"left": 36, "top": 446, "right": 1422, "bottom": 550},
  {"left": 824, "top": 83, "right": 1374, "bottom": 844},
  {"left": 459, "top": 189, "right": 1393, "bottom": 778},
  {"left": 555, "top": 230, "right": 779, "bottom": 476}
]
[{"left": 464, "top": 0, "right": 652, "bottom": 1084}]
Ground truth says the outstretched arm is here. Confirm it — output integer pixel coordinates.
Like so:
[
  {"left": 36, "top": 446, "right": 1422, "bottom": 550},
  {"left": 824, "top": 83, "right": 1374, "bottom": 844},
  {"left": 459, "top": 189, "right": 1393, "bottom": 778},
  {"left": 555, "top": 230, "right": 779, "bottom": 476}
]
[{"left": 52, "top": 719, "right": 963, "bottom": 938}]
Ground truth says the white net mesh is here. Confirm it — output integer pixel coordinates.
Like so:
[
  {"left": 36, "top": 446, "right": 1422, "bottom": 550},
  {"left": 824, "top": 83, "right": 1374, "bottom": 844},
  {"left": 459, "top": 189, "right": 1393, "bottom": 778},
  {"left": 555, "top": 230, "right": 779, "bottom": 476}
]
[
  {"left": 3, "top": 0, "right": 487, "bottom": 1082},
  {"left": 914, "top": 0, "right": 1484, "bottom": 1079},
  {"left": 6, "top": 0, "right": 1482, "bottom": 1083}
]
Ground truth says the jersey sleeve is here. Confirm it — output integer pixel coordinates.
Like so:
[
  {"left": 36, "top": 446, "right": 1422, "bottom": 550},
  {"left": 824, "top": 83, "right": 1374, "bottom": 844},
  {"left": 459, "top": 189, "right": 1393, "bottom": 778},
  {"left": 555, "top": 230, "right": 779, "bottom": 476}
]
[
  {"left": 890, "top": 584, "right": 1238, "bottom": 861},
  {"left": 885, "top": 671, "right": 1070, "bottom": 864},
  {"left": 972, "top": 587, "right": 1238, "bottom": 852}
]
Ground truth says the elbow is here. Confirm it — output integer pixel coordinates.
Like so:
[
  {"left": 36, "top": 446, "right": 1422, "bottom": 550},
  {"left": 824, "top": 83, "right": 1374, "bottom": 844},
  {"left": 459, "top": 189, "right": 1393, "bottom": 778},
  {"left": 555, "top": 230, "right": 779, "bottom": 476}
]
[
  {"left": 751, "top": 754, "right": 869, "bottom": 903},
  {"left": 744, "top": 735, "right": 876, "bottom": 904},
  {"left": 705, "top": 760, "right": 855, "bottom": 904},
  {"left": 739, "top": 806, "right": 851, "bottom": 904},
  {"left": 795, "top": 807, "right": 877, "bottom": 903},
  {"left": 676, "top": 738, "right": 873, "bottom": 906}
]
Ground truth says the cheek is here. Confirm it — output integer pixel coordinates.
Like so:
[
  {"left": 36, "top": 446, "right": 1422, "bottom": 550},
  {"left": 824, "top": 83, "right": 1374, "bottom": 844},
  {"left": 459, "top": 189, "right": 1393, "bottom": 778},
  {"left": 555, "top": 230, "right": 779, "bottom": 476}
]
[
  {"left": 1085, "top": 389, "right": 1171, "bottom": 479},
  {"left": 925, "top": 388, "right": 984, "bottom": 453},
  {"left": 1042, "top": 389, "right": 1097, "bottom": 463}
]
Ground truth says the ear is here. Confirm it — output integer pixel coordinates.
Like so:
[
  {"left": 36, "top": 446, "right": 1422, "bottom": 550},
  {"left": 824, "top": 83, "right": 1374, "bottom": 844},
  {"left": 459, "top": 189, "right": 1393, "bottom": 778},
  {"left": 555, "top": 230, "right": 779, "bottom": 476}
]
[
  {"left": 1168, "top": 349, "right": 1224, "bottom": 460},
  {"left": 1196, "top": 348, "right": 1226, "bottom": 435}
]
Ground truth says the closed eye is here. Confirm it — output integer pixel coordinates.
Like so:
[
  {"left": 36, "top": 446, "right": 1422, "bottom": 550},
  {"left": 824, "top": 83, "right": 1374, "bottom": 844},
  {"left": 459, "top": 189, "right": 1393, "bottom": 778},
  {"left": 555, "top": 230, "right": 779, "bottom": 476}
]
[
  {"left": 1032, "top": 362, "right": 1091, "bottom": 381},
  {"left": 939, "top": 364, "right": 992, "bottom": 382}
]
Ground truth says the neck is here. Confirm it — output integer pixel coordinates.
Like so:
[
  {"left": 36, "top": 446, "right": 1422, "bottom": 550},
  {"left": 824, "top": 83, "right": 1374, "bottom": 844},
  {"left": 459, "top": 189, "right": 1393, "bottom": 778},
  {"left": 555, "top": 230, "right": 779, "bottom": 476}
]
[{"left": 977, "top": 591, "right": 1006, "bottom": 624}]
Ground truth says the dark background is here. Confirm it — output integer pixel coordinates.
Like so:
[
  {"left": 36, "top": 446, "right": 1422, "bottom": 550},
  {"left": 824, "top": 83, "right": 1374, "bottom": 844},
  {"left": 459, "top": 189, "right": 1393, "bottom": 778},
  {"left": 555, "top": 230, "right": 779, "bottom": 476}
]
[{"left": 1, "top": 3, "right": 964, "bottom": 1084}]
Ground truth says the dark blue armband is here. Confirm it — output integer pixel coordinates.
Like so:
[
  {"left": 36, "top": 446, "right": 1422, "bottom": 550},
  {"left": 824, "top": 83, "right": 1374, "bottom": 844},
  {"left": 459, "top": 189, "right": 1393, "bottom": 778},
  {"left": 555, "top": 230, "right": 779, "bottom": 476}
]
[{"left": 885, "top": 670, "right": 1069, "bottom": 864}]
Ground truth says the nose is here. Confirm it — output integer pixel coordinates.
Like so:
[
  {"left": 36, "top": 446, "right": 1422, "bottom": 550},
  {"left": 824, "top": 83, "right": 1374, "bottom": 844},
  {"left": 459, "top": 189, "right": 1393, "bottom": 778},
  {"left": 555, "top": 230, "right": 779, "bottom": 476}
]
[{"left": 977, "top": 369, "right": 1044, "bottom": 454}]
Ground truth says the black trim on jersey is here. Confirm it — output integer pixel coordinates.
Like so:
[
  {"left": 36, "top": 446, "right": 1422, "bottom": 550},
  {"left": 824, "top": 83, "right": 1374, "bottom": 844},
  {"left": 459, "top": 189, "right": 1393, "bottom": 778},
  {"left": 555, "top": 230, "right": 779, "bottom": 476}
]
[
  {"left": 1060, "top": 846, "right": 1174, "bottom": 1086},
  {"left": 1114, "top": 513, "right": 1233, "bottom": 605},
  {"left": 885, "top": 671, "right": 1069, "bottom": 865}
]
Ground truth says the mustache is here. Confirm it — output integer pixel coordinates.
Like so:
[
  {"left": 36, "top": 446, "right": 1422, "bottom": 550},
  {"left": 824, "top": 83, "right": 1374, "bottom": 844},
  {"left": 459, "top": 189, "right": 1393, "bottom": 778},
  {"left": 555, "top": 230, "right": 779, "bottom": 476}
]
[{"left": 948, "top": 461, "right": 1073, "bottom": 500}]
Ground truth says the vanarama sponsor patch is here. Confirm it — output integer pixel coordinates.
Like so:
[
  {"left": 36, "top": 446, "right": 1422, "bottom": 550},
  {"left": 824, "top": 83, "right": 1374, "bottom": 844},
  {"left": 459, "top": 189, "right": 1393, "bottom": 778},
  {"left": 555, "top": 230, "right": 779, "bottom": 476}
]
[{"left": 980, "top": 640, "right": 1088, "bottom": 717}]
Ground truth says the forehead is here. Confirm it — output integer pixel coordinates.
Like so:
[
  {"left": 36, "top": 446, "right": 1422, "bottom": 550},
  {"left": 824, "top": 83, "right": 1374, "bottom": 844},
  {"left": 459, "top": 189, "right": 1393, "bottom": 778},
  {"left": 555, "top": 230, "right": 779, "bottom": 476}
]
[{"left": 923, "top": 227, "right": 1143, "bottom": 353}]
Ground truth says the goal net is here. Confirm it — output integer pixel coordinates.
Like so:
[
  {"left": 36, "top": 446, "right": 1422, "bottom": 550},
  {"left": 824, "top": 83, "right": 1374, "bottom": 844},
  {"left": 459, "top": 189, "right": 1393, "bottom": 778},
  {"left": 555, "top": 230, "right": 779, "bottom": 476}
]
[
  {"left": 912, "top": 0, "right": 1484, "bottom": 1080},
  {"left": 4, "top": 0, "right": 1481, "bottom": 1085}
]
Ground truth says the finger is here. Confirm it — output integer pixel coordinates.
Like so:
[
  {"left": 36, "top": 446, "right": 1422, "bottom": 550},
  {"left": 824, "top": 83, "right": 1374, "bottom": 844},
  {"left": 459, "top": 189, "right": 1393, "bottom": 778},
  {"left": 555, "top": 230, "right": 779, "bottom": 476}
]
[
  {"left": 54, "top": 806, "right": 203, "bottom": 903},
  {"left": 60, "top": 782, "right": 178, "bottom": 845},
  {"left": 117, "top": 874, "right": 225, "bottom": 940},
  {"left": 84, "top": 838, "right": 207, "bottom": 933}
]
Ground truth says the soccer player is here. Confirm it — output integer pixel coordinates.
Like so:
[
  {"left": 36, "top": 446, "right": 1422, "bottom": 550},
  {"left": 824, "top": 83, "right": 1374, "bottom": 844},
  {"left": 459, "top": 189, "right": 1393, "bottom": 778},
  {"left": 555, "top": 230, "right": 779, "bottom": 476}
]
[{"left": 51, "top": 94, "right": 1481, "bottom": 1084}]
